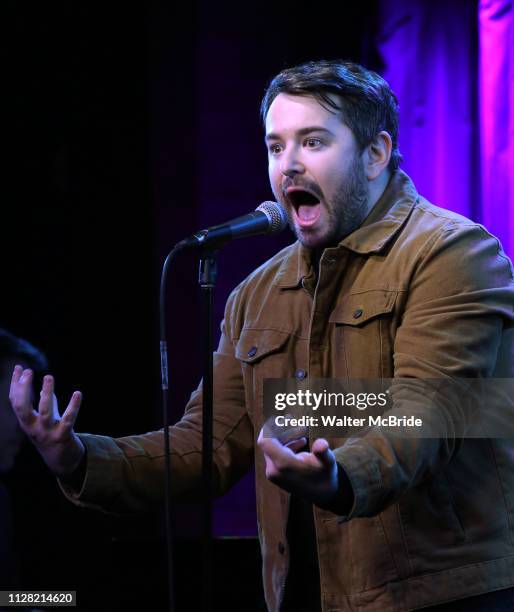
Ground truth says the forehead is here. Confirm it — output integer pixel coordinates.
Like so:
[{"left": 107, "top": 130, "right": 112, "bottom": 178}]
[{"left": 265, "top": 92, "right": 348, "bottom": 138}]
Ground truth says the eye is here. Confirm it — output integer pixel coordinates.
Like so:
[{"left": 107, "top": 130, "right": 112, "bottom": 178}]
[
  {"left": 304, "top": 138, "right": 322, "bottom": 149},
  {"left": 268, "top": 143, "right": 283, "bottom": 155}
]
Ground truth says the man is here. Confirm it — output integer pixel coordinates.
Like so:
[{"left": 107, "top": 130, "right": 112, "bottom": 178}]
[{"left": 9, "top": 61, "right": 514, "bottom": 611}]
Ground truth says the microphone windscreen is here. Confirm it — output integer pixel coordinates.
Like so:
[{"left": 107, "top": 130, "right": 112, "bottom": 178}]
[{"left": 256, "top": 201, "right": 288, "bottom": 234}]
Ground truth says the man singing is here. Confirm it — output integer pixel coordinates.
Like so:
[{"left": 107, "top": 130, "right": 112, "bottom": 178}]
[{"left": 10, "top": 60, "right": 514, "bottom": 611}]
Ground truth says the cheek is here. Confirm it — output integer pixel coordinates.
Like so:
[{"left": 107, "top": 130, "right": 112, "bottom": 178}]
[
  {"left": 268, "top": 165, "right": 282, "bottom": 198},
  {"left": 320, "top": 166, "right": 346, "bottom": 200}
]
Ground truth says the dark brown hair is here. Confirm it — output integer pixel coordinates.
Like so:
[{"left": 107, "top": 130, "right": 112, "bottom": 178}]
[{"left": 261, "top": 59, "right": 402, "bottom": 172}]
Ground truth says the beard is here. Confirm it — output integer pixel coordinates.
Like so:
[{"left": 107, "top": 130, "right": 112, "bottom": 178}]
[{"left": 283, "top": 153, "right": 369, "bottom": 250}]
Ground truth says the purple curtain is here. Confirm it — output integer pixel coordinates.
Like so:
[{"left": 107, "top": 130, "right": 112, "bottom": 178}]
[
  {"left": 377, "top": 0, "right": 513, "bottom": 258},
  {"left": 479, "top": 0, "right": 514, "bottom": 258}
]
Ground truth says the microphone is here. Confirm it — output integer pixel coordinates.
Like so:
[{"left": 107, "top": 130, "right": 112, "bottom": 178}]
[{"left": 174, "top": 201, "right": 287, "bottom": 251}]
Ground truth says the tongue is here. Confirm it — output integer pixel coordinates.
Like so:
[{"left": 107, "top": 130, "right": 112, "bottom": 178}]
[{"left": 297, "top": 203, "right": 321, "bottom": 221}]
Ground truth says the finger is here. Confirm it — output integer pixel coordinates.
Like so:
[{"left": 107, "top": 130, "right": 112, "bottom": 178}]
[
  {"left": 11, "top": 364, "right": 23, "bottom": 385},
  {"left": 38, "top": 375, "right": 56, "bottom": 426},
  {"left": 51, "top": 393, "right": 60, "bottom": 420},
  {"left": 10, "top": 368, "right": 36, "bottom": 426},
  {"left": 60, "top": 391, "right": 82, "bottom": 432},
  {"left": 284, "top": 437, "right": 308, "bottom": 453},
  {"left": 282, "top": 424, "right": 308, "bottom": 441},
  {"left": 8, "top": 364, "right": 24, "bottom": 405},
  {"left": 262, "top": 449, "right": 277, "bottom": 477},
  {"left": 258, "top": 435, "right": 294, "bottom": 466},
  {"left": 311, "top": 438, "right": 335, "bottom": 468}
]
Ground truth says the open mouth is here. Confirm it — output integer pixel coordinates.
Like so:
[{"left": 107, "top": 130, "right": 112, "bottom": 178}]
[{"left": 286, "top": 189, "right": 322, "bottom": 227}]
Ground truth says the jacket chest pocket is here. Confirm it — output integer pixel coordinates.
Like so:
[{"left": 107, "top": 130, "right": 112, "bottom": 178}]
[
  {"left": 235, "top": 328, "right": 292, "bottom": 421},
  {"left": 329, "top": 290, "right": 398, "bottom": 379}
]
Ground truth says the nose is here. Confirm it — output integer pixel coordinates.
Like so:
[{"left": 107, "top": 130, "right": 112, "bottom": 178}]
[{"left": 280, "top": 146, "right": 304, "bottom": 177}]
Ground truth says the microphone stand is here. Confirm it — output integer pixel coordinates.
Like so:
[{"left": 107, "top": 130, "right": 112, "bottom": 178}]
[
  {"left": 159, "top": 204, "right": 285, "bottom": 612},
  {"left": 198, "top": 249, "right": 218, "bottom": 612},
  {"left": 159, "top": 244, "right": 218, "bottom": 612}
]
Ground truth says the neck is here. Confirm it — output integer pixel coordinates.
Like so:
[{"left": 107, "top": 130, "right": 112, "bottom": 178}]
[{"left": 367, "top": 170, "right": 391, "bottom": 216}]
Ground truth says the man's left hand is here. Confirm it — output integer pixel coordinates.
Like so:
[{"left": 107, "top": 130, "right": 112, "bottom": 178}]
[{"left": 257, "top": 430, "right": 339, "bottom": 507}]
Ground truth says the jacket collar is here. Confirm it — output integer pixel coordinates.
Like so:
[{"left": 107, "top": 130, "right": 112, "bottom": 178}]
[{"left": 275, "top": 170, "right": 418, "bottom": 288}]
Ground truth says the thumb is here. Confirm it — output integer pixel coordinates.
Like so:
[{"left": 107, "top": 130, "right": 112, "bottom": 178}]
[{"left": 311, "top": 438, "right": 334, "bottom": 467}]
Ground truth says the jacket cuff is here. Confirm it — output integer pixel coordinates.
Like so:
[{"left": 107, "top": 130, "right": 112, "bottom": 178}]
[
  {"left": 312, "top": 462, "right": 354, "bottom": 519},
  {"left": 58, "top": 444, "right": 88, "bottom": 492},
  {"left": 333, "top": 441, "right": 384, "bottom": 522},
  {"left": 57, "top": 433, "right": 128, "bottom": 511}
]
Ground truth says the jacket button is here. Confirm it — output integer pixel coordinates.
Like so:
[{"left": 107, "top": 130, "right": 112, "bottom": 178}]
[
  {"left": 353, "top": 308, "right": 363, "bottom": 319},
  {"left": 295, "top": 369, "right": 307, "bottom": 379},
  {"left": 278, "top": 541, "right": 286, "bottom": 554},
  {"left": 247, "top": 346, "right": 257, "bottom": 357}
]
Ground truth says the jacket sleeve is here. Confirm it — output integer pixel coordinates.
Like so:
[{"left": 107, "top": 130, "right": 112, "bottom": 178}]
[
  {"left": 60, "top": 289, "right": 254, "bottom": 515},
  {"left": 333, "top": 223, "right": 514, "bottom": 520}
]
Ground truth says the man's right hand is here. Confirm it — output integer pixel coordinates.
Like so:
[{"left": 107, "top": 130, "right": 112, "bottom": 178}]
[{"left": 9, "top": 365, "right": 85, "bottom": 478}]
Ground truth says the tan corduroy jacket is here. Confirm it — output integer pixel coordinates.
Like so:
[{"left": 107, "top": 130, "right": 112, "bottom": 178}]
[{"left": 63, "top": 171, "right": 514, "bottom": 611}]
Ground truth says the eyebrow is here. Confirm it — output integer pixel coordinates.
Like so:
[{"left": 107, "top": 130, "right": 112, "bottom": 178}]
[{"left": 264, "top": 126, "right": 334, "bottom": 142}]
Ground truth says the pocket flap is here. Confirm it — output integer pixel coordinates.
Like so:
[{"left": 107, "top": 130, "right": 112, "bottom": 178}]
[
  {"left": 329, "top": 290, "right": 397, "bottom": 326},
  {"left": 235, "top": 328, "right": 290, "bottom": 363}
]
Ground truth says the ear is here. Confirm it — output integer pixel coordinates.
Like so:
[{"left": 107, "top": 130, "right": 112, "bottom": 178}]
[{"left": 364, "top": 131, "right": 392, "bottom": 180}]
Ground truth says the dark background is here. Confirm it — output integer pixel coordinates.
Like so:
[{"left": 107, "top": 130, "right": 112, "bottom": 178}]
[{"left": 2, "top": 2, "right": 376, "bottom": 610}]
